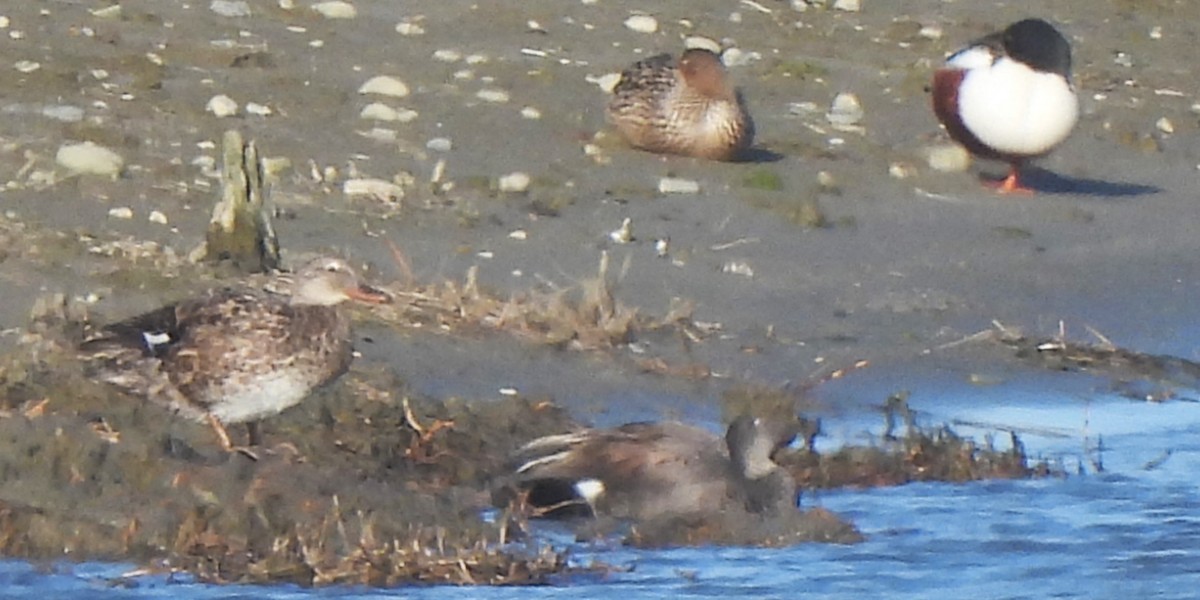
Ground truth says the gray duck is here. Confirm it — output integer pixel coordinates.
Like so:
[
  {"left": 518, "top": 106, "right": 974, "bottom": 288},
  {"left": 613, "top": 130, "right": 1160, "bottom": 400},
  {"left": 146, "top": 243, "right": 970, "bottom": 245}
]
[
  {"left": 505, "top": 415, "right": 798, "bottom": 522},
  {"left": 606, "top": 48, "right": 754, "bottom": 161},
  {"left": 80, "top": 256, "right": 390, "bottom": 450}
]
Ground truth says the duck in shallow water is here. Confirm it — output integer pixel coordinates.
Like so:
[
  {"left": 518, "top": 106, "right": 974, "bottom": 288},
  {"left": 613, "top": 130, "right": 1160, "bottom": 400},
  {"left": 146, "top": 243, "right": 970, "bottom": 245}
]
[
  {"left": 502, "top": 414, "right": 799, "bottom": 522},
  {"left": 80, "top": 256, "right": 390, "bottom": 451},
  {"left": 931, "top": 18, "right": 1078, "bottom": 194},
  {"left": 606, "top": 48, "right": 754, "bottom": 161}
]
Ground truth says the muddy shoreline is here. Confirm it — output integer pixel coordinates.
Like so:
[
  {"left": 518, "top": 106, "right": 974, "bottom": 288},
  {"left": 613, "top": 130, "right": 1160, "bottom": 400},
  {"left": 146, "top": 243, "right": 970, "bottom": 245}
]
[{"left": 1, "top": 0, "right": 1198, "bottom": 586}]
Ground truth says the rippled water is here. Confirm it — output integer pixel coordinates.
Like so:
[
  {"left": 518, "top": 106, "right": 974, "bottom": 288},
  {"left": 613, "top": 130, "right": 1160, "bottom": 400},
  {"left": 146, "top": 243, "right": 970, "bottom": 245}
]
[{"left": 4, "top": 376, "right": 1199, "bottom": 599}]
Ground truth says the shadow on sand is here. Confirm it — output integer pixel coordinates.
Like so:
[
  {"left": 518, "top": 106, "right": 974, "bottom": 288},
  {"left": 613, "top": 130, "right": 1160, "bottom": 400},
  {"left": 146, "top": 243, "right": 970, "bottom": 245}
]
[{"left": 983, "top": 167, "right": 1162, "bottom": 197}]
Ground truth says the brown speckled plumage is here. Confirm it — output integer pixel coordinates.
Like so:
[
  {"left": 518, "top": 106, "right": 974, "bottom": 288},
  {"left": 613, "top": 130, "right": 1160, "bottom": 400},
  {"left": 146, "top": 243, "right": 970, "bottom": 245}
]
[
  {"left": 80, "top": 257, "right": 389, "bottom": 449},
  {"left": 606, "top": 48, "right": 754, "bottom": 161}
]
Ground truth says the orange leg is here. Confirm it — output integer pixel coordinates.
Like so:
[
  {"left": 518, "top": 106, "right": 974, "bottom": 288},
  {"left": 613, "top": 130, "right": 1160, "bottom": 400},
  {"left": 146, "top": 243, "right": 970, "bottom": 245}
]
[
  {"left": 206, "top": 414, "right": 258, "bottom": 460},
  {"left": 983, "top": 164, "right": 1035, "bottom": 195}
]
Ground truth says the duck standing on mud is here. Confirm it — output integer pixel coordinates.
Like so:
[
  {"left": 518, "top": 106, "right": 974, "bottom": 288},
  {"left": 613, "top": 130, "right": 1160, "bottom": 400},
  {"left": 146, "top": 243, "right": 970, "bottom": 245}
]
[
  {"left": 931, "top": 18, "right": 1078, "bottom": 194},
  {"left": 501, "top": 414, "right": 798, "bottom": 522},
  {"left": 80, "top": 257, "right": 390, "bottom": 452},
  {"left": 607, "top": 48, "right": 754, "bottom": 161}
]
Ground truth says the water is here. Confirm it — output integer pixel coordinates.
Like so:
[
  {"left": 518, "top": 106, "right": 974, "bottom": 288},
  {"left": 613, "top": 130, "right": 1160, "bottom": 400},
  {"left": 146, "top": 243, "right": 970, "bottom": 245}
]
[{"left": 4, "top": 378, "right": 1199, "bottom": 599}]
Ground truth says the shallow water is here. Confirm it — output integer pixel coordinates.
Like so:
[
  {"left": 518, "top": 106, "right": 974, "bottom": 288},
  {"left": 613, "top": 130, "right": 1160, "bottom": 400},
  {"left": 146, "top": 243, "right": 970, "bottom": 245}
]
[{"left": 3, "top": 371, "right": 1199, "bottom": 599}]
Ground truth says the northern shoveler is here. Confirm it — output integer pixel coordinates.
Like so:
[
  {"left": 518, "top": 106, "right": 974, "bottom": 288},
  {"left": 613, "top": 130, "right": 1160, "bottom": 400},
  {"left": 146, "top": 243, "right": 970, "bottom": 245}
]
[
  {"left": 502, "top": 415, "right": 798, "bottom": 521},
  {"left": 607, "top": 48, "right": 754, "bottom": 161},
  {"left": 931, "top": 18, "right": 1078, "bottom": 194},
  {"left": 80, "top": 256, "right": 390, "bottom": 451}
]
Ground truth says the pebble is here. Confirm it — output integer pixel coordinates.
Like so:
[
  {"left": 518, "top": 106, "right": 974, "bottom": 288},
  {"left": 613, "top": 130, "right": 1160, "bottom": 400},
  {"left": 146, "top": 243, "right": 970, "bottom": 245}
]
[
  {"left": 148, "top": 210, "right": 168, "bottom": 225},
  {"left": 722, "top": 48, "right": 761, "bottom": 67},
  {"left": 918, "top": 24, "right": 943, "bottom": 40},
  {"left": 360, "top": 102, "right": 419, "bottom": 122},
  {"left": 245, "top": 102, "right": 272, "bottom": 116},
  {"left": 520, "top": 106, "right": 541, "bottom": 120},
  {"left": 433, "top": 49, "right": 462, "bottom": 62},
  {"left": 56, "top": 142, "right": 124, "bottom": 178},
  {"left": 210, "top": 0, "right": 251, "bottom": 17},
  {"left": 508, "top": 229, "right": 528, "bottom": 240},
  {"left": 1156, "top": 117, "right": 1174, "bottom": 134},
  {"left": 108, "top": 207, "right": 134, "bottom": 220},
  {"left": 624, "top": 15, "right": 658, "bottom": 33},
  {"left": 498, "top": 172, "right": 531, "bottom": 193},
  {"left": 396, "top": 21, "right": 425, "bottom": 36},
  {"left": 684, "top": 36, "right": 722, "bottom": 54},
  {"left": 833, "top": 0, "right": 861, "bottom": 12},
  {"left": 312, "top": 1, "right": 356, "bottom": 19},
  {"left": 426, "top": 137, "right": 453, "bottom": 152},
  {"left": 206, "top": 94, "right": 238, "bottom": 117},
  {"left": 609, "top": 218, "right": 633, "bottom": 244},
  {"left": 658, "top": 177, "right": 700, "bottom": 194},
  {"left": 42, "top": 105, "right": 84, "bottom": 122},
  {"left": 476, "top": 88, "right": 510, "bottom": 103},
  {"left": 14, "top": 60, "right": 40, "bottom": 74},
  {"left": 926, "top": 144, "right": 970, "bottom": 173},
  {"left": 826, "top": 92, "right": 864, "bottom": 127},
  {"left": 722, "top": 260, "right": 754, "bottom": 278},
  {"left": 358, "top": 75, "right": 409, "bottom": 98},
  {"left": 343, "top": 178, "right": 404, "bottom": 202}
]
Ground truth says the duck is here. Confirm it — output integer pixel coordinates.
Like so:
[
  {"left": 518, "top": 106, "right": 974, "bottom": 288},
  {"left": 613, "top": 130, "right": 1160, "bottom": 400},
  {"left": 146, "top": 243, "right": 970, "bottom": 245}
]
[
  {"left": 79, "top": 256, "right": 390, "bottom": 451},
  {"left": 606, "top": 48, "right": 754, "bottom": 161},
  {"left": 502, "top": 414, "right": 799, "bottom": 522},
  {"left": 931, "top": 18, "right": 1078, "bottom": 194}
]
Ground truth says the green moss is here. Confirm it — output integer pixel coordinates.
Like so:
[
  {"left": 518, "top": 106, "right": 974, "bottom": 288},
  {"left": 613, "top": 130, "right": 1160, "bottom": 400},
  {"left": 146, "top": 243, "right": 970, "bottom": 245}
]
[{"left": 742, "top": 168, "right": 784, "bottom": 191}]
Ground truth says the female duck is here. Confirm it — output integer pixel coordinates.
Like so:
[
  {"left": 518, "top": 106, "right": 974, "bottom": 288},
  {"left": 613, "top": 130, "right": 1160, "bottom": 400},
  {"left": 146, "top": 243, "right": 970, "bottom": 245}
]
[
  {"left": 80, "top": 257, "right": 390, "bottom": 451},
  {"left": 607, "top": 48, "right": 754, "bottom": 161}
]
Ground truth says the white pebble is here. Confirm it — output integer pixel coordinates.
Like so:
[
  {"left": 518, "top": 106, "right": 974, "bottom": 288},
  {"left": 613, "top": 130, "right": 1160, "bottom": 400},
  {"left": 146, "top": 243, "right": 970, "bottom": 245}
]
[
  {"left": 498, "top": 172, "right": 531, "bottom": 193},
  {"left": 926, "top": 144, "right": 971, "bottom": 173},
  {"left": 396, "top": 21, "right": 425, "bottom": 36},
  {"left": 722, "top": 260, "right": 754, "bottom": 278},
  {"left": 520, "top": 106, "right": 541, "bottom": 119},
  {"left": 1149, "top": 26, "right": 1163, "bottom": 40},
  {"left": 684, "top": 36, "right": 722, "bottom": 54},
  {"left": 919, "top": 25, "right": 943, "bottom": 40},
  {"left": 358, "top": 75, "right": 409, "bottom": 98},
  {"left": 14, "top": 60, "right": 40, "bottom": 73},
  {"left": 624, "top": 15, "right": 658, "bottom": 33},
  {"left": 433, "top": 49, "right": 462, "bottom": 62},
  {"left": 833, "top": 0, "right": 861, "bottom": 12},
  {"left": 426, "top": 137, "right": 453, "bottom": 152},
  {"left": 476, "top": 88, "right": 510, "bottom": 103},
  {"left": 1156, "top": 117, "right": 1174, "bottom": 134},
  {"left": 721, "top": 48, "right": 760, "bottom": 68},
  {"left": 360, "top": 102, "right": 399, "bottom": 121},
  {"left": 508, "top": 229, "right": 528, "bottom": 240},
  {"left": 658, "top": 177, "right": 700, "bottom": 194},
  {"left": 210, "top": 0, "right": 251, "bottom": 17},
  {"left": 888, "top": 163, "right": 911, "bottom": 179},
  {"left": 107, "top": 207, "right": 134, "bottom": 220},
  {"left": 312, "top": 1, "right": 356, "bottom": 18},
  {"left": 56, "top": 142, "right": 124, "bottom": 178},
  {"left": 609, "top": 218, "right": 633, "bottom": 244},
  {"left": 826, "top": 92, "right": 864, "bottom": 127},
  {"left": 343, "top": 178, "right": 404, "bottom": 201},
  {"left": 148, "top": 210, "right": 169, "bottom": 224},
  {"left": 244, "top": 102, "right": 272, "bottom": 116},
  {"left": 41, "top": 105, "right": 84, "bottom": 122},
  {"left": 206, "top": 94, "right": 238, "bottom": 117}
]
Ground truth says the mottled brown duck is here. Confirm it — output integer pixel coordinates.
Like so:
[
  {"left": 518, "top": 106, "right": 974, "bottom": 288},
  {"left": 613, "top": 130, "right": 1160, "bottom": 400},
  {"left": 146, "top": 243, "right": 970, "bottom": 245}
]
[
  {"left": 504, "top": 415, "right": 798, "bottom": 522},
  {"left": 80, "top": 257, "right": 390, "bottom": 451},
  {"left": 606, "top": 48, "right": 754, "bottom": 161}
]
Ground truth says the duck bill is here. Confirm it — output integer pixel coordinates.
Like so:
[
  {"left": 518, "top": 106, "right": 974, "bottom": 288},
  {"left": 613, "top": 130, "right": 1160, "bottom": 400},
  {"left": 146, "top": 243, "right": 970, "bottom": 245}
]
[{"left": 345, "top": 284, "right": 391, "bottom": 304}]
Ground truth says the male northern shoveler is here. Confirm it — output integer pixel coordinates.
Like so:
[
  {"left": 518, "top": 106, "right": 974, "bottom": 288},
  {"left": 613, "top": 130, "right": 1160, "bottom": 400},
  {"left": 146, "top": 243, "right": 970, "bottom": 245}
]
[
  {"left": 607, "top": 48, "right": 754, "bottom": 161},
  {"left": 80, "top": 257, "right": 390, "bottom": 451},
  {"left": 500, "top": 414, "right": 798, "bottom": 521},
  {"left": 931, "top": 18, "right": 1078, "bottom": 194}
]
